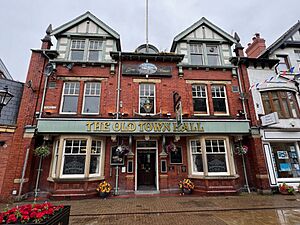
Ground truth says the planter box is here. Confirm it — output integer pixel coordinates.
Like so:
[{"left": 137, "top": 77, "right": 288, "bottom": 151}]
[{"left": 2, "top": 206, "right": 70, "bottom": 225}]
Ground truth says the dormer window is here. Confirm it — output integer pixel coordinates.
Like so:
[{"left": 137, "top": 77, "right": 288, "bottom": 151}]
[
  {"left": 189, "top": 43, "right": 221, "bottom": 66},
  {"left": 207, "top": 45, "right": 220, "bottom": 66},
  {"left": 190, "top": 44, "right": 203, "bottom": 65},
  {"left": 88, "top": 40, "right": 103, "bottom": 61},
  {"left": 69, "top": 39, "right": 103, "bottom": 61},
  {"left": 70, "top": 40, "right": 85, "bottom": 60}
]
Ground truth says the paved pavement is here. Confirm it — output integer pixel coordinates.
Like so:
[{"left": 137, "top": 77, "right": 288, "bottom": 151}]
[{"left": 1, "top": 193, "right": 300, "bottom": 224}]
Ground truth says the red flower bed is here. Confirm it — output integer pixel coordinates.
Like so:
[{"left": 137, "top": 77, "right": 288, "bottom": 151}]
[{"left": 0, "top": 202, "right": 64, "bottom": 224}]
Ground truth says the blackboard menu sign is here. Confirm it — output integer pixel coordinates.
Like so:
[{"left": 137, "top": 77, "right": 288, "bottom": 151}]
[
  {"left": 207, "top": 155, "right": 227, "bottom": 172},
  {"left": 170, "top": 146, "right": 183, "bottom": 164}
]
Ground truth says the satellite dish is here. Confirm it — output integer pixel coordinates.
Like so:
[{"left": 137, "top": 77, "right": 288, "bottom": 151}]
[{"left": 44, "top": 63, "right": 54, "bottom": 76}]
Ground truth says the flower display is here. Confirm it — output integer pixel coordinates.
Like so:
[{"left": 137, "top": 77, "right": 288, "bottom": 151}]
[
  {"left": 96, "top": 180, "right": 112, "bottom": 193},
  {"left": 178, "top": 178, "right": 195, "bottom": 194},
  {"left": 279, "top": 183, "right": 295, "bottom": 194},
  {"left": 235, "top": 145, "right": 248, "bottom": 155},
  {"left": 0, "top": 202, "right": 63, "bottom": 224},
  {"left": 33, "top": 145, "right": 50, "bottom": 158},
  {"left": 166, "top": 142, "right": 177, "bottom": 153}
]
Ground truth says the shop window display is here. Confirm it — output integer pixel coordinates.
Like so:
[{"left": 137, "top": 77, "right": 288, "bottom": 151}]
[{"left": 271, "top": 143, "right": 300, "bottom": 178}]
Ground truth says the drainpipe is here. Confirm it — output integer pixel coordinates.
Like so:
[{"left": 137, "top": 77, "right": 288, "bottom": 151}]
[
  {"left": 236, "top": 58, "right": 248, "bottom": 120},
  {"left": 17, "top": 148, "right": 30, "bottom": 200},
  {"left": 39, "top": 51, "right": 50, "bottom": 119},
  {"left": 116, "top": 52, "right": 122, "bottom": 119},
  {"left": 115, "top": 52, "right": 122, "bottom": 195}
]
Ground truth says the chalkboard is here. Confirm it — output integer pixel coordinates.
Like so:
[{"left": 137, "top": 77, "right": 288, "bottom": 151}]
[
  {"left": 170, "top": 146, "right": 183, "bottom": 164},
  {"left": 207, "top": 155, "right": 227, "bottom": 172},
  {"left": 63, "top": 155, "right": 85, "bottom": 174}
]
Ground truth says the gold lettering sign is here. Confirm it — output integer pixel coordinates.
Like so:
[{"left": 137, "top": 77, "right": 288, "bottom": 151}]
[{"left": 86, "top": 121, "right": 204, "bottom": 133}]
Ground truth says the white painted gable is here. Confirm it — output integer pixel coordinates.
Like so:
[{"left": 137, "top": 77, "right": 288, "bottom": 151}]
[
  {"left": 183, "top": 25, "right": 225, "bottom": 41},
  {"left": 65, "top": 20, "right": 110, "bottom": 36}
]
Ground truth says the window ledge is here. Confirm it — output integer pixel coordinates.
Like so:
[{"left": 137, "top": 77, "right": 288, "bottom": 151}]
[
  {"left": 48, "top": 176, "right": 105, "bottom": 182},
  {"left": 188, "top": 174, "right": 239, "bottom": 180}
]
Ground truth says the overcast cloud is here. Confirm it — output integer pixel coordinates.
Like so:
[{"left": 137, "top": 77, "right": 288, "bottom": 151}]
[{"left": 0, "top": 0, "right": 299, "bottom": 82}]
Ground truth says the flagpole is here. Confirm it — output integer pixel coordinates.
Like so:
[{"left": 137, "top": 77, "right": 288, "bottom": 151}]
[{"left": 145, "top": 0, "right": 149, "bottom": 52}]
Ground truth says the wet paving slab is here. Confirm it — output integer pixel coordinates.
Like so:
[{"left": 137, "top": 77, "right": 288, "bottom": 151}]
[
  {"left": 2, "top": 194, "right": 300, "bottom": 224},
  {"left": 69, "top": 209, "right": 300, "bottom": 225}
]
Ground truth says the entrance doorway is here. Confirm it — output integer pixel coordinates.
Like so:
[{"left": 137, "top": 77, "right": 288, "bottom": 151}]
[{"left": 135, "top": 141, "right": 158, "bottom": 191}]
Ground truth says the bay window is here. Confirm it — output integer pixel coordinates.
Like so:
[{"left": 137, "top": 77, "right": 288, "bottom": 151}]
[
  {"left": 261, "top": 90, "right": 300, "bottom": 118},
  {"left": 52, "top": 136, "right": 104, "bottom": 179},
  {"left": 189, "top": 138, "right": 230, "bottom": 176}
]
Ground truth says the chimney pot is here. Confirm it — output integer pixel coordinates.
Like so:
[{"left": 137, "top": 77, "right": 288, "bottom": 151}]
[
  {"left": 255, "top": 33, "right": 260, "bottom": 38},
  {"left": 252, "top": 37, "right": 257, "bottom": 41}
]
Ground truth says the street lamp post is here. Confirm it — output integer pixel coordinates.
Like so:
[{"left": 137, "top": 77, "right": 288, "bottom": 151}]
[{"left": 0, "top": 86, "right": 14, "bottom": 116}]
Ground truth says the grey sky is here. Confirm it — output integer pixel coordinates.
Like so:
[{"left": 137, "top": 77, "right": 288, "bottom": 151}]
[{"left": 0, "top": 0, "right": 299, "bottom": 82}]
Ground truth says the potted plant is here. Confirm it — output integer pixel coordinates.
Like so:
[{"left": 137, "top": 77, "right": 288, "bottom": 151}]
[
  {"left": 178, "top": 178, "right": 195, "bottom": 195},
  {"left": 279, "top": 183, "right": 295, "bottom": 195},
  {"left": 0, "top": 202, "right": 70, "bottom": 224},
  {"left": 96, "top": 180, "right": 112, "bottom": 199},
  {"left": 234, "top": 145, "right": 248, "bottom": 155}
]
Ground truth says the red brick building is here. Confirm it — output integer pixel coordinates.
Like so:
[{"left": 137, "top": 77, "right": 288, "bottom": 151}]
[{"left": 1, "top": 12, "right": 259, "bottom": 199}]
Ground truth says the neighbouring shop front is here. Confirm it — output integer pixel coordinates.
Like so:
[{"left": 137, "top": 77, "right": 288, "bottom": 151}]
[
  {"left": 34, "top": 118, "right": 250, "bottom": 197},
  {"left": 263, "top": 130, "right": 300, "bottom": 188}
]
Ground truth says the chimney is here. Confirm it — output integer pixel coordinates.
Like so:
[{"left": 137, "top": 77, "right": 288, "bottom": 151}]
[{"left": 245, "top": 33, "right": 266, "bottom": 58}]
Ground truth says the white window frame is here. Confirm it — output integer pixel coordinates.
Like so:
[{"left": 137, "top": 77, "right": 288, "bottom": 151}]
[
  {"left": 192, "top": 84, "right": 209, "bottom": 115},
  {"left": 205, "top": 139, "right": 230, "bottom": 176},
  {"left": 69, "top": 39, "right": 103, "bottom": 62},
  {"left": 82, "top": 82, "right": 101, "bottom": 115},
  {"left": 139, "top": 83, "right": 156, "bottom": 115},
  {"left": 189, "top": 139, "right": 204, "bottom": 175},
  {"left": 51, "top": 139, "right": 60, "bottom": 178},
  {"left": 189, "top": 137, "right": 231, "bottom": 176},
  {"left": 60, "top": 82, "right": 80, "bottom": 114},
  {"left": 206, "top": 45, "right": 221, "bottom": 66},
  {"left": 70, "top": 39, "right": 86, "bottom": 61},
  {"left": 190, "top": 43, "right": 204, "bottom": 65},
  {"left": 58, "top": 137, "right": 104, "bottom": 179},
  {"left": 88, "top": 40, "right": 103, "bottom": 61},
  {"left": 60, "top": 139, "right": 87, "bottom": 178},
  {"left": 89, "top": 139, "right": 103, "bottom": 177},
  {"left": 211, "top": 85, "right": 229, "bottom": 115}
]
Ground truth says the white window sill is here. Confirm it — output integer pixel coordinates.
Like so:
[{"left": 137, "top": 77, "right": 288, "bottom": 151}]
[
  {"left": 48, "top": 176, "right": 105, "bottom": 182},
  {"left": 188, "top": 174, "right": 239, "bottom": 179}
]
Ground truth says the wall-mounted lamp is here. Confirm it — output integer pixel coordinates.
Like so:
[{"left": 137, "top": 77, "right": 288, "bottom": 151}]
[{"left": 0, "top": 86, "right": 14, "bottom": 117}]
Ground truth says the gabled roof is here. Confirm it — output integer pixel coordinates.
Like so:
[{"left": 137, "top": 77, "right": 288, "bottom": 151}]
[
  {"left": 259, "top": 20, "right": 300, "bottom": 58},
  {"left": 0, "top": 58, "right": 13, "bottom": 80},
  {"left": 171, "top": 17, "right": 236, "bottom": 52},
  {"left": 51, "top": 11, "right": 120, "bottom": 40}
]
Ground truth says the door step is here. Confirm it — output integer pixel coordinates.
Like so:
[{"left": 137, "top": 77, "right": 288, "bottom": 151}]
[{"left": 135, "top": 190, "right": 160, "bottom": 195}]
